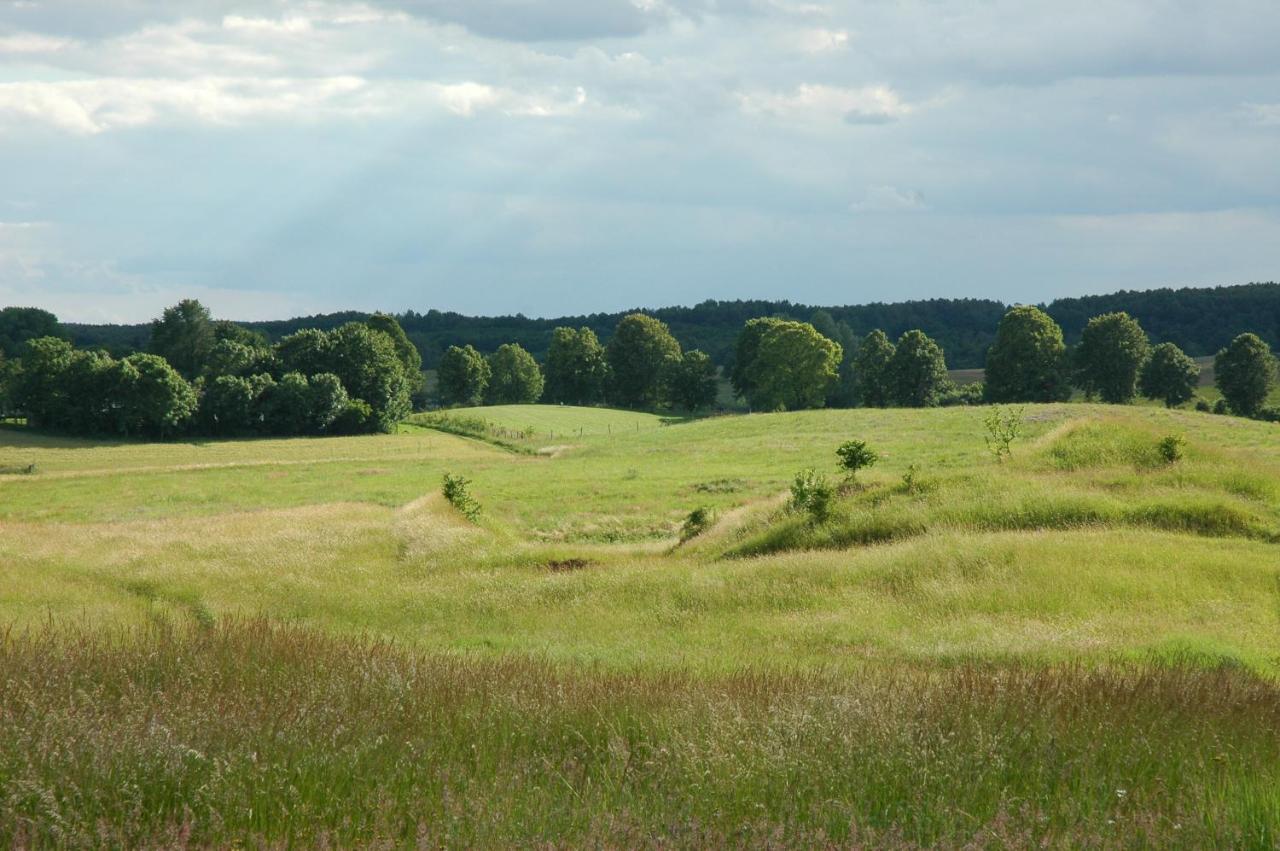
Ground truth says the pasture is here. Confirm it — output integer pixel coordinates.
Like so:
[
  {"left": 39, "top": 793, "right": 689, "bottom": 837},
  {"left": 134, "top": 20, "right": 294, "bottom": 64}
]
[{"left": 2, "top": 404, "right": 1279, "bottom": 846}]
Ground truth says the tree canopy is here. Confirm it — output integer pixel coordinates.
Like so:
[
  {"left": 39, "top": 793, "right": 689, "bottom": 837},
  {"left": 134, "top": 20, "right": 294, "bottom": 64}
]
[
  {"left": 1140, "top": 342, "right": 1200, "bottom": 408},
  {"left": 983, "top": 306, "right": 1069, "bottom": 403},
  {"left": 543, "top": 327, "right": 609, "bottom": 406},
  {"left": 1215, "top": 333, "right": 1276, "bottom": 418},
  {"left": 148, "top": 299, "right": 216, "bottom": 380},
  {"left": 438, "top": 344, "right": 491, "bottom": 407},
  {"left": 852, "top": 330, "right": 896, "bottom": 408},
  {"left": 888, "top": 330, "right": 948, "bottom": 408},
  {"left": 606, "top": 314, "right": 682, "bottom": 409},
  {"left": 1074, "top": 312, "right": 1151, "bottom": 404},
  {"left": 740, "top": 320, "right": 841, "bottom": 411},
  {"left": 667, "top": 349, "right": 720, "bottom": 412},
  {"left": 485, "top": 343, "right": 544, "bottom": 405}
]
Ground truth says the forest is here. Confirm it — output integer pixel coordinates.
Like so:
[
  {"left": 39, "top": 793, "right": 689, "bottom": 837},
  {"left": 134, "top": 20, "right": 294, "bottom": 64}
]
[{"left": 52, "top": 282, "right": 1280, "bottom": 370}]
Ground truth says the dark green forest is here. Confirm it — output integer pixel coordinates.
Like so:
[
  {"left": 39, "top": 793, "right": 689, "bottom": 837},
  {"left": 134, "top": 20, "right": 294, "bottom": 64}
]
[{"left": 57, "top": 283, "right": 1280, "bottom": 371}]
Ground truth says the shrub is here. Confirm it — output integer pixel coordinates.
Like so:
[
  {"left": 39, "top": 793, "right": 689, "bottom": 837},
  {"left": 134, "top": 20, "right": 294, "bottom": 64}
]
[
  {"left": 442, "top": 473, "right": 481, "bottom": 521},
  {"left": 984, "top": 406, "right": 1024, "bottom": 461},
  {"left": 1194, "top": 399, "right": 1211, "bottom": 413},
  {"left": 902, "top": 463, "right": 926, "bottom": 495},
  {"left": 835, "top": 440, "right": 878, "bottom": 480},
  {"left": 1157, "top": 434, "right": 1186, "bottom": 464},
  {"left": 1213, "top": 399, "right": 1229, "bottom": 415},
  {"left": 939, "top": 381, "right": 984, "bottom": 406},
  {"left": 680, "top": 507, "right": 715, "bottom": 542},
  {"left": 331, "top": 399, "right": 375, "bottom": 435},
  {"left": 790, "top": 468, "right": 835, "bottom": 523}
]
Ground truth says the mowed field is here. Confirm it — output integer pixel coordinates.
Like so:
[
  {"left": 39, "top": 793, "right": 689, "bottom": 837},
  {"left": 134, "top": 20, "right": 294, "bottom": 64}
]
[{"left": 3, "top": 404, "right": 1280, "bottom": 846}]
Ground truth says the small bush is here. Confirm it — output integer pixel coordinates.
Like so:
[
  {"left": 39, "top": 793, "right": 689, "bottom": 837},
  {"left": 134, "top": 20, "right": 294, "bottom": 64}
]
[
  {"left": 1257, "top": 407, "right": 1280, "bottom": 424},
  {"left": 680, "top": 507, "right": 715, "bottom": 542},
  {"left": 901, "top": 463, "right": 934, "bottom": 496},
  {"left": 1157, "top": 434, "right": 1186, "bottom": 464},
  {"left": 442, "top": 472, "right": 481, "bottom": 521},
  {"left": 790, "top": 468, "right": 835, "bottom": 523},
  {"left": 1194, "top": 399, "right": 1211, "bottom": 413},
  {"left": 331, "top": 399, "right": 375, "bottom": 435},
  {"left": 939, "top": 381, "right": 984, "bottom": 407},
  {"left": 1213, "top": 399, "right": 1229, "bottom": 415},
  {"left": 984, "top": 406, "right": 1025, "bottom": 461},
  {"left": 835, "top": 440, "right": 878, "bottom": 481}
]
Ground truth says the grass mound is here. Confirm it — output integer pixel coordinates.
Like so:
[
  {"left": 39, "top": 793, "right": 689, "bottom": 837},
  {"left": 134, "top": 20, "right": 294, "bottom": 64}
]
[{"left": 4, "top": 617, "right": 1279, "bottom": 848}]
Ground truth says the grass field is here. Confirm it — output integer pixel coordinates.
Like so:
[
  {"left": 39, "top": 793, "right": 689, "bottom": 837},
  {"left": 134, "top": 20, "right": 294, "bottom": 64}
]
[{"left": 2, "top": 403, "right": 1279, "bottom": 846}]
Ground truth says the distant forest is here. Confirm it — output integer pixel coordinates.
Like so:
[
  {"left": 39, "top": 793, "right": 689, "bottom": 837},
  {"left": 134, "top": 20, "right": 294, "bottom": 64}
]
[{"left": 62, "top": 283, "right": 1280, "bottom": 371}]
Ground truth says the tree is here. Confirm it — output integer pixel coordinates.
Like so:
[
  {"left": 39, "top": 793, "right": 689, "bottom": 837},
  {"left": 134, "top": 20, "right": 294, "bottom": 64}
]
[
  {"left": 983, "top": 305, "right": 1069, "bottom": 403},
  {"left": 276, "top": 328, "right": 334, "bottom": 378},
  {"left": 0, "top": 307, "right": 62, "bottom": 358},
  {"left": 852, "top": 330, "right": 896, "bottom": 408},
  {"left": 207, "top": 338, "right": 274, "bottom": 379},
  {"left": 485, "top": 343, "right": 544, "bottom": 405},
  {"left": 543, "top": 327, "right": 609, "bottom": 405},
  {"left": 889, "top": 330, "right": 948, "bottom": 408},
  {"left": 1215, "top": 333, "right": 1277, "bottom": 418},
  {"left": 261, "top": 372, "right": 312, "bottom": 435},
  {"left": 326, "top": 324, "right": 413, "bottom": 431},
  {"left": 1074, "top": 312, "right": 1150, "bottom": 404},
  {"left": 62, "top": 350, "right": 118, "bottom": 433},
  {"left": 148, "top": 299, "right": 216, "bottom": 379},
  {"left": 730, "top": 317, "right": 787, "bottom": 403},
  {"left": 202, "top": 375, "right": 261, "bottom": 436},
  {"left": 1140, "top": 342, "right": 1200, "bottom": 408},
  {"left": 607, "top": 313, "right": 682, "bottom": 409},
  {"left": 10, "top": 336, "right": 74, "bottom": 428},
  {"left": 810, "top": 311, "right": 859, "bottom": 407},
  {"left": 438, "top": 344, "right": 491, "bottom": 407},
  {"left": 307, "top": 373, "right": 350, "bottom": 433},
  {"left": 836, "top": 440, "right": 878, "bottom": 481},
  {"left": 667, "top": 349, "right": 719, "bottom": 412},
  {"left": 742, "top": 320, "right": 841, "bottom": 411},
  {"left": 116, "top": 353, "right": 197, "bottom": 438},
  {"left": 366, "top": 313, "right": 424, "bottom": 401}
]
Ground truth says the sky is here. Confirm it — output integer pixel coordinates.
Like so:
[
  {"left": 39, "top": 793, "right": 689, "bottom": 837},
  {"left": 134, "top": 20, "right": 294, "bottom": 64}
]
[{"left": 1, "top": 1, "right": 1278, "bottom": 323}]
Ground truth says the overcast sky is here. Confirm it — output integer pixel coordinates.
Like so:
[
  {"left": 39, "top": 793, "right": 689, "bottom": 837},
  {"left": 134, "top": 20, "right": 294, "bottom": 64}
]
[{"left": 2, "top": 0, "right": 1278, "bottom": 323}]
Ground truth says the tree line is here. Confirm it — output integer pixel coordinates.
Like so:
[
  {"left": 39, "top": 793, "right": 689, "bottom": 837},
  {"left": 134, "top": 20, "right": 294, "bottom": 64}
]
[
  {"left": 2, "top": 300, "right": 1276, "bottom": 438},
  {"left": 0, "top": 301, "right": 419, "bottom": 438},
  {"left": 52, "top": 282, "right": 1280, "bottom": 372}
]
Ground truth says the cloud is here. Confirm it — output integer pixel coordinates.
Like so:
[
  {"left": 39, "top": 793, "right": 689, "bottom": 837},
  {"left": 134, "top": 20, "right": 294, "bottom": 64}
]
[
  {"left": 0, "top": 76, "right": 589, "bottom": 134},
  {"left": 850, "top": 185, "right": 928, "bottom": 213},
  {"left": 738, "top": 83, "right": 911, "bottom": 124},
  {"left": 385, "top": 0, "right": 662, "bottom": 41}
]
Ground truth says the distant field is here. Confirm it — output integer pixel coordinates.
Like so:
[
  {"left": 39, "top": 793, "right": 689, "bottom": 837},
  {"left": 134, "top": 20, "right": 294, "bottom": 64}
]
[{"left": 2, "top": 403, "right": 1279, "bottom": 845}]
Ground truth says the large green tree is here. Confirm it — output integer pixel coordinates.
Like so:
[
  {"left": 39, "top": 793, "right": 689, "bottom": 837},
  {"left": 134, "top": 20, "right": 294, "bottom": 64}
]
[
  {"left": 667, "top": 349, "right": 719, "bottom": 412},
  {"left": 116, "top": 353, "right": 198, "bottom": 438},
  {"left": 366, "top": 313, "right": 424, "bottom": 400},
  {"left": 148, "top": 299, "right": 216, "bottom": 379},
  {"left": 0, "top": 307, "right": 62, "bottom": 358},
  {"left": 1074, "top": 312, "right": 1151, "bottom": 404},
  {"left": 889, "top": 330, "right": 948, "bottom": 408},
  {"left": 276, "top": 329, "right": 334, "bottom": 378},
  {"left": 438, "top": 344, "right": 491, "bottom": 407},
  {"left": 485, "top": 343, "right": 544, "bottom": 405},
  {"left": 730, "top": 317, "right": 786, "bottom": 403},
  {"left": 1214, "top": 333, "right": 1276, "bottom": 418},
  {"left": 742, "top": 320, "right": 841, "bottom": 411},
  {"left": 1140, "top": 342, "right": 1200, "bottom": 408},
  {"left": 543, "top": 327, "right": 609, "bottom": 405},
  {"left": 983, "top": 306, "right": 1069, "bottom": 403},
  {"left": 10, "top": 336, "right": 74, "bottom": 428},
  {"left": 606, "top": 314, "right": 682, "bottom": 409},
  {"left": 852, "top": 330, "right": 896, "bottom": 408},
  {"left": 326, "top": 324, "right": 413, "bottom": 430}
]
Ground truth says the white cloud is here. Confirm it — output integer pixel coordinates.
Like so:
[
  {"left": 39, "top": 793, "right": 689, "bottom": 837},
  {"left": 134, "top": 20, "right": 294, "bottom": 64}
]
[
  {"left": 0, "top": 31, "right": 77, "bottom": 52},
  {"left": 0, "top": 76, "right": 591, "bottom": 133},
  {"left": 1245, "top": 103, "right": 1280, "bottom": 126},
  {"left": 738, "top": 83, "right": 911, "bottom": 124}
]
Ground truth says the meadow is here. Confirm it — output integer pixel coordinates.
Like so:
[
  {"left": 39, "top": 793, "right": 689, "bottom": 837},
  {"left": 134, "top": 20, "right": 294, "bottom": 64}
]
[{"left": 2, "top": 403, "right": 1279, "bottom": 846}]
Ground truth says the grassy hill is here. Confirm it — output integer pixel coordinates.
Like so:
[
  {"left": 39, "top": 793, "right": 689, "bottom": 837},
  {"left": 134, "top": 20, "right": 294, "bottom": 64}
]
[{"left": 2, "top": 404, "right": 1279, "bottom": 846}]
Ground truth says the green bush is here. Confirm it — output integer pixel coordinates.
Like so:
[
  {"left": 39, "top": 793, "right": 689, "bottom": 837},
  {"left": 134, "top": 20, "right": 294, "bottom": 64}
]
[
  {"left": 442, "top": 472, "right": 481, "bottom": 521},
  {"left": 1157, "top": 434, "right": 1186, "bottom": 464},
  {"left": 680, "top": 506, "right": 715, "bottom": 542},
  {"left": 984, "top": 406, "right": 1024, "bottom": 461},
  {"left": 835, "top": 440, "right": 878, "bottom": 481},
  {"left": 790, "top": 468, "right": 835, "bottom": 523}
]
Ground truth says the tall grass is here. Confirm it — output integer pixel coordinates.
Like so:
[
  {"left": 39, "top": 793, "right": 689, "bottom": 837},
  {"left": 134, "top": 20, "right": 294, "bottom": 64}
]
[{"left": 3, "top": 618, "right": 1279, "bottom": 848}]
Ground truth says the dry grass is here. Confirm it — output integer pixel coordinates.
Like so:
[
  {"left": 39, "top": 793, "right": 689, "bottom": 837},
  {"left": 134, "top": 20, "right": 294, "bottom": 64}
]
[{"left": 3, "top": 617, "right": 1279, "bottom": 849}]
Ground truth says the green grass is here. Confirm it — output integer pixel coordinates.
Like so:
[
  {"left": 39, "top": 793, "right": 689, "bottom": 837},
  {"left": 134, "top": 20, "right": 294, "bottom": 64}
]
[
  {"left": 2, "top": 403, "right": 1279, "bottom": 845},
  {"left": 4, "top": 618, "right": 1279, "bottom": 848}
]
